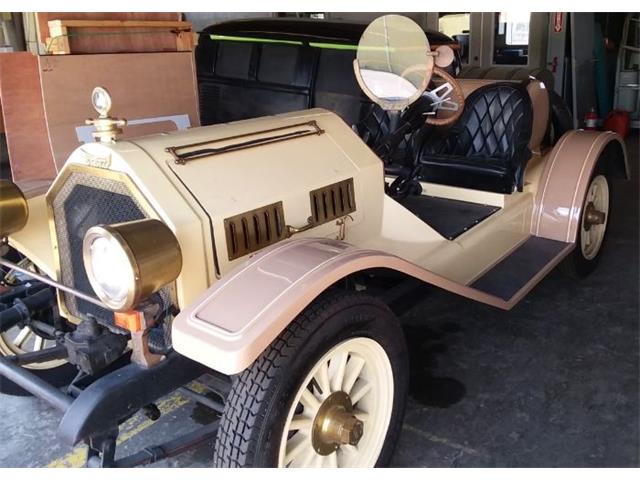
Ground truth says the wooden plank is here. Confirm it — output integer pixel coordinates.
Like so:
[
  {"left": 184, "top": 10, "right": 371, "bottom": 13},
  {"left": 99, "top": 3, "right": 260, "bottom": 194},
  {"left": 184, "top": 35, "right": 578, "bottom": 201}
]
[
  {"left": 46, "top": 19, "right": 192, "bottom": 55},
  {"left": 38, "top": 52, "right": 200, "bottom": 170},
  {"left": 47, "top": 21, "right": 70, "bottom": 55},
  {"left": 37, "top": 13, "right": 184, "bottom": 54},
  {"left": 0, "top": 52, "right": 57, "bottom": 183},
  {"left": 48, "top": 20, "right": 191, "bottom": 29},
  {"left": 36, "top": 13, "right": 182, "bottom": 43},
  {"left": 175, "top": 30, "right": 194, "bottom": 51}
]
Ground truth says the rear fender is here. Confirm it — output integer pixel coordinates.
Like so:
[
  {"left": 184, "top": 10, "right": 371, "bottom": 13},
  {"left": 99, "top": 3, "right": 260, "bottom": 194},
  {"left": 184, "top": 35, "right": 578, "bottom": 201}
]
[
  {"left": 172, "top": 238, "right": 510, "bottom": 375},
  {"left": 531, "top": 130, "right": 627, "bottom": 243}
]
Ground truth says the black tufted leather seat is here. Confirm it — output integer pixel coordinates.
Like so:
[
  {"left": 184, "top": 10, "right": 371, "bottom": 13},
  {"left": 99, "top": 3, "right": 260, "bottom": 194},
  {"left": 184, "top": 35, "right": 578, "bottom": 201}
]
[{"left": 416, "top": 82, "right": 533, "bottom": 194}]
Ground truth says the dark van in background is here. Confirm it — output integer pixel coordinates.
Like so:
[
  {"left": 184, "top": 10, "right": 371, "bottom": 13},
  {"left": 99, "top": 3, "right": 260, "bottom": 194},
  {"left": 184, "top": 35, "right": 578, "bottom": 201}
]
[{"left": 195, "top": 18, "right": 461, "bottom": 127}]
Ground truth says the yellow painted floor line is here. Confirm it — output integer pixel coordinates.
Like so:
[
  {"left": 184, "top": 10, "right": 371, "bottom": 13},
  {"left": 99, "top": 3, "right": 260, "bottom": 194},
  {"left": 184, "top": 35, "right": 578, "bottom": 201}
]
[{"left": 46, "top": 380, "right": 210, "bottom": 468}]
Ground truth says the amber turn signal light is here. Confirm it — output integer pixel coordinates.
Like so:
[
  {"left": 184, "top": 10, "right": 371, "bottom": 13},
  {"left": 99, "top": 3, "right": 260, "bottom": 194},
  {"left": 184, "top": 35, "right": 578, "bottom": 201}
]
[{"left": 114, "top": 310, "right": 144, "bottom": 332}]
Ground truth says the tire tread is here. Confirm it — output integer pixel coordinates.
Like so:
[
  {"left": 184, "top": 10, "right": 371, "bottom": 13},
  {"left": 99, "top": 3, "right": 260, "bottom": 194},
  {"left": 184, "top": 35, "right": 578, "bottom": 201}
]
[{"left": 213, "top": 290, "right": 380, "bottom": 467}]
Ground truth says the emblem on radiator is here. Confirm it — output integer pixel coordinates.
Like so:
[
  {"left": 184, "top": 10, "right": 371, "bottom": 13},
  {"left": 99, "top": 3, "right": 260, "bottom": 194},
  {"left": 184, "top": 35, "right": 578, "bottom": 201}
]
[{"left": 82, "top": 150, "right": 112, "bottom": 169}]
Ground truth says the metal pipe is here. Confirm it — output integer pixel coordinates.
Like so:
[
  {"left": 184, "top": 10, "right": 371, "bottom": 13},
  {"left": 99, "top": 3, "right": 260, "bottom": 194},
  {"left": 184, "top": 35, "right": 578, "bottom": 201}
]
[
  {"left": 28, "top": 319, "right": 57, "bottom": 337},
  {"left": 178, "top": 387, "right": 225, "bottom": 413},
  {"left": 0, "top": 288, "right": 57, "bottom": 333},
  {"left": 0, "top": 356, "right": 74, "bottom": 411},
  {"left": 9, "top": 345, "right": 68, "bottom": 366},
  {"left": 0, "top": 258, "right": 107, "bottom": 309},
  {"left": 0, "top": 301, "right": 27, "bottom": 331}
]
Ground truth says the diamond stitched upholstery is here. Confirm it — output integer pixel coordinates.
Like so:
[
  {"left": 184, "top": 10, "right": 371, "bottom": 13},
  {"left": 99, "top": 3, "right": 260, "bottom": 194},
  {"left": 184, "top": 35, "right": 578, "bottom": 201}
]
[
  {"left": 354, "top": 103, "right": 392, "bottom": 149},
  {"left": 417, "top": 82, "right": 533, "bottom": 193}
]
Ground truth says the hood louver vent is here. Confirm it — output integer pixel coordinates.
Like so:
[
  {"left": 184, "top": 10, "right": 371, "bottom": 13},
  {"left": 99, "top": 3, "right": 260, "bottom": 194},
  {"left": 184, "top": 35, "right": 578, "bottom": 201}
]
[
  {"left": 310, "top": 178, "right": 356, "bottom": 225},
  {"left": 224, "top": 201, "right": 286, "bottom": 260}
]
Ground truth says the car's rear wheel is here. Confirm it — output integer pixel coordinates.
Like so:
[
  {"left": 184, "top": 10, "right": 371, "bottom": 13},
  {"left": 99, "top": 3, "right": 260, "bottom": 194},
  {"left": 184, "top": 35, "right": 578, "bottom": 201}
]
[
  {"left": 212, "top": 290, "right": 408, "bottom": 468},
  {"left": 561, "top": 164, "right": 611, "bottom": 278}
]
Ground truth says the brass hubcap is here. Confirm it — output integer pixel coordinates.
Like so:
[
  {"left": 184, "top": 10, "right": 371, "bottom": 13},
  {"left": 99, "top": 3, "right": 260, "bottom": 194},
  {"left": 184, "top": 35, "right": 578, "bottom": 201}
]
[
  {"left": 311, "top": 391, "right": 364, "bottom": 455},
  {"left": 583, "top": 202, "right": 606, "bottom": 231}
]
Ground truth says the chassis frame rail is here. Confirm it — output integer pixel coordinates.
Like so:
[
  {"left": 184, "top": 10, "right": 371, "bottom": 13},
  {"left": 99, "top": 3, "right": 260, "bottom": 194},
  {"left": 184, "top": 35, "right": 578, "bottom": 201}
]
[
  {"left": 0, "top": 349, "right": 216, "bottom": 467},
  {"left": 0, "top": 350, "right": 73, "bottom": 411},
  {"left": 58, "top": 352, "right": 208, "bottom": 444}
]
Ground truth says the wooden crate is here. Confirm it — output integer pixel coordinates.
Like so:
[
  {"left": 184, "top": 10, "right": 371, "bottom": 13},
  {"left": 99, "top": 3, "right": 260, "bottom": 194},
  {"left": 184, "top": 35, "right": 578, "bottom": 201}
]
[
  {"left": 0, "top": 51, "right": 200, "bottom": 183},
  {"left": 37, "top": 12, "right": 193, "bottom": 55}
]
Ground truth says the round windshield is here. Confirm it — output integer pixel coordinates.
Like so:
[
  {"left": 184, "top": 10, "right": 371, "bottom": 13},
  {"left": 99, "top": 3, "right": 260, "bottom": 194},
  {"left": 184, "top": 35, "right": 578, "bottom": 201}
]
[{"left": 355, "top": 15, "right": 433, "bottom": 110}]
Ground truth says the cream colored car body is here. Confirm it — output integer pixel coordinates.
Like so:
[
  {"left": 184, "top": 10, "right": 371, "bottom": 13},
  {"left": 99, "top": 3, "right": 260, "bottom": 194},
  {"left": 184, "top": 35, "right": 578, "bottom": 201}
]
[{"left": 9, "top": 94, "right": 627, "bottom": 376}]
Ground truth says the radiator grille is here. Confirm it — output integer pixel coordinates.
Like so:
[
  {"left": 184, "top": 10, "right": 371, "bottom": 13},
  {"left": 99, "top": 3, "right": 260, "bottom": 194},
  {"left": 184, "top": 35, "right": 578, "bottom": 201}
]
[
  {"left": 309, "top": 178, "right": 355, "bottom": 225},
  {"left": 224, "top": 202, "right": 286, "bottom": 260},
  {"left": 49, "top": 170, "right": 171, "bottom": 328}
]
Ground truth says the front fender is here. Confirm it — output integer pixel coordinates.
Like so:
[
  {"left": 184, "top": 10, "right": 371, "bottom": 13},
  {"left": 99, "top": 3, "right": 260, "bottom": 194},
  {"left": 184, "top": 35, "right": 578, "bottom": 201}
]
[
  {"left": 8, "top": 193, "right": 56, "bottom": 278},
  {"left": 172, "top": 238, "right": 510, "bottom": 374}
]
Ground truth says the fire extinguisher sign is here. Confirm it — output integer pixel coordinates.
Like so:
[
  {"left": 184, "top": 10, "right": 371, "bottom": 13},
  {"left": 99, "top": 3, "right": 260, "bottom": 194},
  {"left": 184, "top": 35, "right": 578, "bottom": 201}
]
[{"left": 554, "top": 12, "right": 564, "bottom": 33}]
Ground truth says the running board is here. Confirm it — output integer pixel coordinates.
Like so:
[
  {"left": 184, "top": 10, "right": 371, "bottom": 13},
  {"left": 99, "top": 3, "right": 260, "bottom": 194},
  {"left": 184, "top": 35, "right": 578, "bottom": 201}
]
[{"left": 471, "top": 237, "right": 574, "bottom": 306}]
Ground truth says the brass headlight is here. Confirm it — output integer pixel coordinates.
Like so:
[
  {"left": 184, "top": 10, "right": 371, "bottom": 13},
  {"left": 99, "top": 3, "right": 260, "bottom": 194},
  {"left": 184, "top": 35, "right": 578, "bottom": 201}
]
[
  {"left": 0, "top": 180, "right": 29, "bottom": 238},
  {"left": 82, "top": 219, "right": 182, "bottom": 311}
]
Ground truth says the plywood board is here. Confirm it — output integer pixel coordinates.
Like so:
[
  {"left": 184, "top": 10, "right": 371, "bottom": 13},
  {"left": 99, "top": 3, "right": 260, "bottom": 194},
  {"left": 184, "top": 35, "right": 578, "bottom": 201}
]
[
  {"left": 0, "top": 52, "right": 57, "bottom": 183},
  {"left": 38, "top": 51, "right": 200, "bottom": 169},
  {"left": 37, "top": 12, "right": 182, "bottom": 54}
]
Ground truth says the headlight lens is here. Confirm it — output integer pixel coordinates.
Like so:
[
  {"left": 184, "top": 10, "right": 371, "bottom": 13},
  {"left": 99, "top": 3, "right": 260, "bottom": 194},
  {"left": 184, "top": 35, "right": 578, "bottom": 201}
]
[
  {"left": 86, "top": 235, "right": 135, "bottom": 305},
  {"left": 83, "top": 219, "right": 182, "bottom": 311}
]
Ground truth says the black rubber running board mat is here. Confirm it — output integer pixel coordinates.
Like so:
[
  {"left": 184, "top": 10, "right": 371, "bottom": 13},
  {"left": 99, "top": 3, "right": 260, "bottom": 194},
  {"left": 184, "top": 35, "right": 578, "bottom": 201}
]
[
  {"left": 398, "top": 194, "right": 500, "bottom": 240},
  {"left": 471, "top": 237, "right": 571, "bottom": 301}
]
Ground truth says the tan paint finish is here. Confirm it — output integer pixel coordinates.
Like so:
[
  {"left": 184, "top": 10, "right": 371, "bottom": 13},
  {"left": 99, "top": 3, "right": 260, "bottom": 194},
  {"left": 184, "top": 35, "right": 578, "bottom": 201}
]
[
  {"left": 8, "top": 194, "right": 56, "bottom": 279},
  {"left": 457, "top": 78, "right": 511, "bottom": 98},
  {"left": 49, "top": 143, "right": 213, "bottom": 321},
  {"left": 531, "top": 130, "right": 627, "bottom": 243},
  {"left": 14, "top": 105, "right": 626, "bottom": 372},
  {"left": 173, "top": 237, "right": 573, "bottom": 375},
  {"left": 129, "top": 109, "right": 383, "bottom": 277},
  {"left": 171, "top": 115, "right": 625, "bottom": 372},
  {"left": 526, "top": 81, "right": 550, "bottom": 154}
]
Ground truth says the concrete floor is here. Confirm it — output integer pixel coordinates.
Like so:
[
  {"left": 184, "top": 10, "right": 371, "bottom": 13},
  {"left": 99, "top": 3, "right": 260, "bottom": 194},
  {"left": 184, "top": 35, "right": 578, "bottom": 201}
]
[{"left": 1, "top": 134, "right": 638, "bottom": 468}]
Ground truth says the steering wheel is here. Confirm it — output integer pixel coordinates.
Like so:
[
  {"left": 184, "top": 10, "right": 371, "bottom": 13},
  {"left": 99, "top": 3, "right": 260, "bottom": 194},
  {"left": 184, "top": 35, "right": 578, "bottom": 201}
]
[{"left": 424, "top": 67, "right": 465, "bottom": 127}]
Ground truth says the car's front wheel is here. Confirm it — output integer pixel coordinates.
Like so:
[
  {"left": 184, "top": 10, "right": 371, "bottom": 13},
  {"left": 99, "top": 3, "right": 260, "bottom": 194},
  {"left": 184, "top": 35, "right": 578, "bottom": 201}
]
[{"left": 213, "top": 290, "right": 408, "bottom": 468}]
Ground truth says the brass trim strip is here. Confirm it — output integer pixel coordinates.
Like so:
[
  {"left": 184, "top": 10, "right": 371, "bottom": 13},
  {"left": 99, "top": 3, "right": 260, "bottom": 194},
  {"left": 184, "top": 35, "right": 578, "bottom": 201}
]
[
  {"left": 45, "top": 164, "right": 163, "bottom": 322},
  {"left": 165, "top": 120, "right": 325, "bottom": 165}
]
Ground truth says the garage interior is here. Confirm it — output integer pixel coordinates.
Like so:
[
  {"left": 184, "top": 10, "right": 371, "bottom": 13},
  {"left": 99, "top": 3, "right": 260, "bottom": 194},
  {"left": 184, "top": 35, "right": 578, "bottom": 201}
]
[{"left": 0, "top": 11, "right": 638, "bottom": 468}]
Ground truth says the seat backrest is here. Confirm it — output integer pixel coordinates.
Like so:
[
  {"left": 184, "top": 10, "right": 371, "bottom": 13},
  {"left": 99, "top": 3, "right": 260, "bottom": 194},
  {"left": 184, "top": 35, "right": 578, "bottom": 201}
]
[
  {"left": 442, "top": 82, "right": 533, "bottom": 160},
  {"left": 526, "top": 79, "right": 550, "bottom": 154}
]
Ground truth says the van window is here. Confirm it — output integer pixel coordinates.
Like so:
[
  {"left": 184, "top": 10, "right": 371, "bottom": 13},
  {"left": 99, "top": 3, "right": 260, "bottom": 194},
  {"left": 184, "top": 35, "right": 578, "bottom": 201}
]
[
  {"left": 215, "top": 41, "right": 253, "bottom": 79},
  {"left": 438, "top": 13, "right": 470, "bottom": 64},
  {"left": 492, "top": 12, "right": 531, "bottom": 65}
]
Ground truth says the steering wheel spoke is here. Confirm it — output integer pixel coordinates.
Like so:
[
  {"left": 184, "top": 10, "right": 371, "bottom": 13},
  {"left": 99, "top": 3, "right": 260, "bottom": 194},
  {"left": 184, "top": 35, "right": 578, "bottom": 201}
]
[{"left": 425, "top": 67, "right": 465, "bottom": 126}]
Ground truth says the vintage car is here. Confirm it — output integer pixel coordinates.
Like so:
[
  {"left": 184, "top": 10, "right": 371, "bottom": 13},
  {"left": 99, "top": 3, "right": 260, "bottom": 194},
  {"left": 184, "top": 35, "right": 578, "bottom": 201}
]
[
  {"left": 195, "top": 17, "right": 462, "bottom": 127},
  {"left": 0, "top": 15, "right": 629, "bottom": 468}
]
